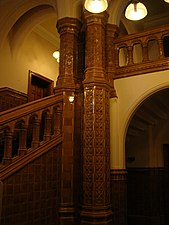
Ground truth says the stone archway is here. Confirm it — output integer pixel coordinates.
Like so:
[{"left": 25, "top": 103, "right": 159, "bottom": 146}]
[{"left": 125, "top": 88, "right": 169, "bottom": 225}]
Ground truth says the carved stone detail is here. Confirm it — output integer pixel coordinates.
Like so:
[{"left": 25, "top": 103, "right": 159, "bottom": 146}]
[
  {"left": 83, "top": 11, "right": 109, "bottom": 84},
  {"left": 56, "top": 18, "right": 82, "bottom": 91},
  {"left": 82, "top": 11, "right": 112, "bottom": 223}
]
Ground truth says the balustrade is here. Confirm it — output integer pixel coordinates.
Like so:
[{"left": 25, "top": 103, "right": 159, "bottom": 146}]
[
  {"left": 114, "top": 24, "right": 169, "bottom": 78},
  {"left": 0, "top": 94, "right": 63, "bottom": 167}
]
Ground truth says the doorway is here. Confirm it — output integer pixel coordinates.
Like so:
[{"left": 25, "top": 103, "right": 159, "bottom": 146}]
[{"left": 28, "top": 70, "right": 54, "bottom": 102}]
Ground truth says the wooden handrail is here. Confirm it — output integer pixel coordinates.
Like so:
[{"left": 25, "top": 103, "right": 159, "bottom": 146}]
[
  {"left": 0, "top": 94, "right": 62, "bottom": 127},
  {"left": 0, "top": 134, "right": 62, "bottom": 181},
  {"left": 0, "top": 94, "right": 63, "bottom": 166}
]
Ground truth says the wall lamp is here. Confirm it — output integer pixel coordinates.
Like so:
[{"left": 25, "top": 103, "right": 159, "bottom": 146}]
[{"left": 53, "top": 50, "right": 60, "bottom": 63}]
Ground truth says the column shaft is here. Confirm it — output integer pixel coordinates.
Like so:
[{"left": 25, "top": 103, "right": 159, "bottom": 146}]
[
  {"left": 81, "top": 11, "right": 112, "bottom": 225},
  {"left": 55, "top": 17, "right": 82, "bottom": 225}
]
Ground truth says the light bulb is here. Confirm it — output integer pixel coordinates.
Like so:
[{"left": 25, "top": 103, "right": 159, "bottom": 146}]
[{"left": 84, "top": 0, "right": 108, "bottom": 13}]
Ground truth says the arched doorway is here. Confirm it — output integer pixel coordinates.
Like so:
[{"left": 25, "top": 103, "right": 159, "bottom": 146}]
[{"left": 125, "top": 88, "right": 169, "bottom": 225}]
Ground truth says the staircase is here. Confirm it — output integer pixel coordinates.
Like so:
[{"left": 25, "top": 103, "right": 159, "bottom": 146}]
[{"left": 0, "top": 94, "right": 63, "bottom": 225}]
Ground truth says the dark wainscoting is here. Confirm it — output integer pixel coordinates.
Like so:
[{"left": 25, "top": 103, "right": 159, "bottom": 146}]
[
  {"left": 127, "top": 167, "right": 167, "bottom": 225},
  {"left": 110, "top": 169, "right": 127, "bottom": 225},
  {"left": 0, "top": 87, "right": 27, "bottom": 112}
]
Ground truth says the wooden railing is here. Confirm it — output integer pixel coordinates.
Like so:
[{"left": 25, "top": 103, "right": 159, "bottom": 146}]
[
  {"left": 0, "top": 94, "right": 63, "bottom": 167},
  {"left": 114, "top": 24, "right": 169, "bottom": 78}
]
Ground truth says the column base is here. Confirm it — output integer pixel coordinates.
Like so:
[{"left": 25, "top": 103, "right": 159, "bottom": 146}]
[
  {"left": 80, "top": 205, "right": 112, "bottom": 225},
  {"left": 58, "top": 204, "right": 77, "bottom": 225}
]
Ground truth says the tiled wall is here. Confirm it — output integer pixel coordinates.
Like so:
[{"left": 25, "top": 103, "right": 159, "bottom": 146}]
[
  {"left": 110, "top": 169, "right": 127, "bottom": 225},
  {"left": 0, "top": 87, "right": 27, "bottom": 112},
  {"left": 1, "top": 145, "right": 61, "bottom": 225}
]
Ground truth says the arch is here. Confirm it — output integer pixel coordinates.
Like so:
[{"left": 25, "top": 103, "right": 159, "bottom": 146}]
[
  {"left": 123, "top": 82, "right": 169, "bottom": 152},
  {"left": 108, "top": 0, "right": 128, "bottom": 26},
  {"left": 57, "top": 0, "right": 83, "bottom": 19},
  {"left": 0, "top": 0, "right": 56, "bottom": 49},
  {"left": 9, "top": 5, "right": 57, "bottom": 56}
]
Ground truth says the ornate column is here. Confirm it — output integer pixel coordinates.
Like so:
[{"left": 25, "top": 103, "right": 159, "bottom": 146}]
[
  {"left": 81, "top": 11, "right": 112, "bottom": 224},
  {"left": 55, "top": 17, "right": 82, "bottom": 225}
]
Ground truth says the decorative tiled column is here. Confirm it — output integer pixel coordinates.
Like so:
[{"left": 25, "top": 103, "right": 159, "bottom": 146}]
[
  {"left": 55, "top": 17, "right": 81, "bottom": 225},
  {"left": 81, "top": 11, "right": 112, "bottom": 224}
]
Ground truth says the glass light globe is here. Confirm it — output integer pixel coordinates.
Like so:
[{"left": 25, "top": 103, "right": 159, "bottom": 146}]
[
  {"left": 84, "top": 0, "right": 108, "bottom": 13},
  {"left": 164, "top": 0, "right": 169, "bottom": 3},
  {"left": 125, "top": 1, "right": 147, "bottom": 21},
  {"left": 53, "top": 51, "right": 60, "bottom": 63}
]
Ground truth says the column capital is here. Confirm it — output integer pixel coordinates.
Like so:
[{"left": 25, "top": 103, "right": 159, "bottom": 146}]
[
  {"left": 83, "top": 11, "right": 109, "bottom": 85},
  {"left": 55, "top": 17, "right": 82, "bottom": 92},
  {"left": 83, "top": 10, "right": 109, "bottom": 27},
  {"left": 57, "top": 17, "right": 82, "bottom": 36},
  {"left": 106, "top": 24, "right": 120, "bottom": 38}
]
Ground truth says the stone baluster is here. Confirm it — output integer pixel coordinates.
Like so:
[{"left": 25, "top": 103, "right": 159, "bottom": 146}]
[
  {"left": 127, "top": 45, "right": 133, "bottom": 65},
  {"left": 53, "top": 107, "right": 62, "bottom": 136},
  {"left": 142, "top": 42, "right": 149, "bottom": 62},
  {"left": 43, "top": 111, "right": 52, "bottom": 141},
  {"left": 31, "top": 116, "right": 40, "bottom": 148},
  {"left": 158, "top": 38, "right": 164, "bottom": 59},
  {"left": 18, "top": 124, "right": 28, "bottom": 156},
  {"left": 2, "top": 126, "right": 14, "bottom": 165},
  {"left": 114, "top": 47, "right": 120, "bottom": 67}
]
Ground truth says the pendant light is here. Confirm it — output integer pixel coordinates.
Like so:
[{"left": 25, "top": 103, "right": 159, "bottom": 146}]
[
  {"left": 84, "top": 0, "right": 108, "bottom": 13},
  {"left": 164, "top": 0, "right": 169, "bottom": 3},
  {"left": 125, "top": 0, "right": 147, "bottom": 21}
]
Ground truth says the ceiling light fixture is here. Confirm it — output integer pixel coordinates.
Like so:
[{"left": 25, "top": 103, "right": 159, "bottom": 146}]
[
  {"left": 125, "top": 0, "right": 147, "bottom": 21},
  {"left": 53, "top": 50, "right": 60, "bottom": 63},
  {"left": 84, "top": 0, "right": 108, "bottom": 13},
  {"left": 164, "top": 0, "right": 169, "bottom": 3}
]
